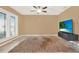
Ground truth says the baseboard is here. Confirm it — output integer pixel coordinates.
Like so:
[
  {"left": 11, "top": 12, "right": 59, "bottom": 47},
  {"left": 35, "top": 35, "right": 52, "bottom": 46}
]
[{"left": 20, "top": 34, "right": 58, "bottom": 36}]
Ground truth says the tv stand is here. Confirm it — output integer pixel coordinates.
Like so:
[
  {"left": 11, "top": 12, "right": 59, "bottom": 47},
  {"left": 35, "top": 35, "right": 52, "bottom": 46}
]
[{"left": 58, "top": 31, "right": 78, "bottom": 41}]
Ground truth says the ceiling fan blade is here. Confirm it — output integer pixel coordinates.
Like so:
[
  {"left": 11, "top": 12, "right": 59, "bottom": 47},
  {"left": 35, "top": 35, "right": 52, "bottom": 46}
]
[
  {"left": 42, "top": 6, "right": 47, "bottom": 9},
  {"left": 38, "top": 6, "right": 40, "bottom": 8},
  {"left": 33, "top": 6, "right": 37, "bottom": 9},
  {"left": 42, "top": 11, "right": 47, "bottom": 13}
]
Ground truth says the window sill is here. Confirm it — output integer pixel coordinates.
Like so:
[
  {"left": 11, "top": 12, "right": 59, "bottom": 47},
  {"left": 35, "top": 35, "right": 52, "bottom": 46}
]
[{"left": 0, "top": 36, "right": 17, "bottom": 46}]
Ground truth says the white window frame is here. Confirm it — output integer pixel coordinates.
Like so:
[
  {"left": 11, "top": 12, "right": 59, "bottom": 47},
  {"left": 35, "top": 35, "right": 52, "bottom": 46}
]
[{"left": 0, "top": 8, "right": 18, "bottom": 43}]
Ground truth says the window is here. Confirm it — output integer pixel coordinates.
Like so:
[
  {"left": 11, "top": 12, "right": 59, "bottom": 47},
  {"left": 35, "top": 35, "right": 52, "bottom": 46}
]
[
  {"left": 0, "top": 12, "right": 6, "bottom": 39},
  {"left": 0, "top": 8, "right": 18, "bottom": 40},
  {"left": 10, "top": 16, "right": 16, "bottom": 36}
]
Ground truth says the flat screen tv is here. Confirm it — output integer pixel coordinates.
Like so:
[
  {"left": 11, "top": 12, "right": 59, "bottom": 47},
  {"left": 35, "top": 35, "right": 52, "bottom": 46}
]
[{"left": 59, "top": 19, "right": 73, "bottom": 33}]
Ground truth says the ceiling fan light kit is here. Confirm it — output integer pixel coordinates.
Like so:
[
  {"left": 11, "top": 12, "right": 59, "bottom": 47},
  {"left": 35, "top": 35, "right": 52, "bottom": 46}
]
[{"left": 30, "top": 6, "right": 47, "bottom": 14}]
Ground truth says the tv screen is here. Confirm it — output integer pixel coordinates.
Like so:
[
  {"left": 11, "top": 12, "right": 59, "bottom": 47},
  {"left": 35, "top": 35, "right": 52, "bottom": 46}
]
[{"left": 59, "top": 19, "right": 73, "bottom": 33}]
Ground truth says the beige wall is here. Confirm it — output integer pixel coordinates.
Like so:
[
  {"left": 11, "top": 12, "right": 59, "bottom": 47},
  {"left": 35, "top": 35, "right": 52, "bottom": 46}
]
[
  {"left": 22, "top": 15, "right": 58, "bottom": 35},
  {"left": 0, "top": 7, "right": 58, "bottom": 35},
  {"left": 1, "top": 6, "right": 79, "bottom": 35},
  {"left": 0, "top": 6, "right": 24, "bottom": 35},
  {"left": 59, "top": 6, "right": 79, "bottom": 34}
]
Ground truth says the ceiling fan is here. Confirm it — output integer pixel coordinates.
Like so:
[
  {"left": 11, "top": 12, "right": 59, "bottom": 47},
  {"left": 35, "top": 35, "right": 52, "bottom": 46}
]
[{"left": 30, "top": 6, "right": 47, "bottom": 14}]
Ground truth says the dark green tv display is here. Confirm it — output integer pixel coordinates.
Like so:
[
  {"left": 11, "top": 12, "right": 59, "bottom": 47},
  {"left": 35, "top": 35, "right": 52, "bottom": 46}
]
[{"left": 59, "top": 19, "right": 73, "bottom": 33}]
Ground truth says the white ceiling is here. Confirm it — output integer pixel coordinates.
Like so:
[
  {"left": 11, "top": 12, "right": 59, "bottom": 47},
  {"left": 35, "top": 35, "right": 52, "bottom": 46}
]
[{"left": 10, "top": 6, "right": 71, "bottom": 15}]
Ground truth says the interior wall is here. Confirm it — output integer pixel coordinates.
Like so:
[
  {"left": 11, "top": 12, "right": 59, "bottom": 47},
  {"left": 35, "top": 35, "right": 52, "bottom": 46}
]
[
  {"left": 58, "top": 6, "right": 79, "bottom": 34},
  {"left": 0, "top": 6, "right": 24, "bottom": 35},
  {"left": 1, "top": 6, "right": 79, "bottom": 35},
  {"left": 22, "top": 15, "right": 58, "bottom": 35},
  {"left": 0, "top": 6, "right": 58, "bottom": 35}
]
